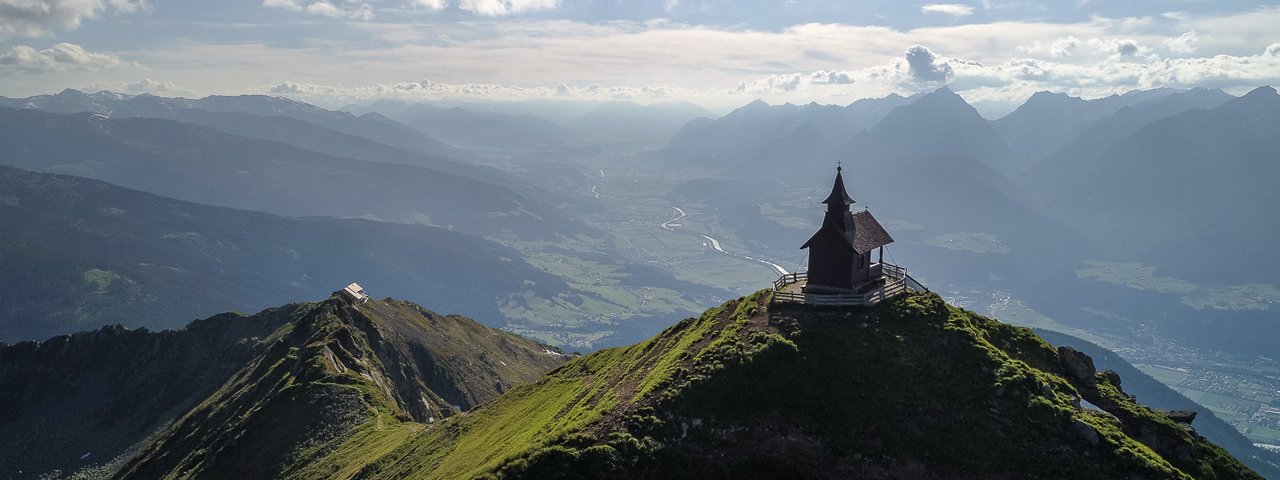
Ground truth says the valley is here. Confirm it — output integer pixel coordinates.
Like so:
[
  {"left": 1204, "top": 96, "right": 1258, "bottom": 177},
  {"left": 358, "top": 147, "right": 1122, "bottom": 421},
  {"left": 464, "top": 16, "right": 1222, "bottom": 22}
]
[{"left": 2, "top": 84, "right": 1279, "bottom": 477}]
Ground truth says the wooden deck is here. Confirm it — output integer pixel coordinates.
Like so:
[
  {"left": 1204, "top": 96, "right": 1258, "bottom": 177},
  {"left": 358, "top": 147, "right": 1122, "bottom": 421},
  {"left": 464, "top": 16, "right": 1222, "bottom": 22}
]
[{"left": 771, "top": 263, "right": 921, "bottom": 306}]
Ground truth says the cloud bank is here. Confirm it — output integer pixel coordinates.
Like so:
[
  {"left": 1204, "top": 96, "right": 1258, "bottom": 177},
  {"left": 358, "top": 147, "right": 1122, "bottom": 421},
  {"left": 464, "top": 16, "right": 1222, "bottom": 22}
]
[
  {"left": 921, "top": 4, "right": 975, "bottom": 17},
  {"left": 0, "top": 0, "right": 150, "bottom": 38},
  {"left": 0, "top": 43, "right": 133, "bottom": 75},
  {"left": 261, "top": 0, "right": 560, "bottom": 18}
]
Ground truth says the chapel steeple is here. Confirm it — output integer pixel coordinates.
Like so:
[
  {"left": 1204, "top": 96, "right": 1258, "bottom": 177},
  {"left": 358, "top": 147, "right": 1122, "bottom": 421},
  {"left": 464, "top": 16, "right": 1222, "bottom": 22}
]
[{"left": 821, "top": 165, "right": 855, "bottom": 210}]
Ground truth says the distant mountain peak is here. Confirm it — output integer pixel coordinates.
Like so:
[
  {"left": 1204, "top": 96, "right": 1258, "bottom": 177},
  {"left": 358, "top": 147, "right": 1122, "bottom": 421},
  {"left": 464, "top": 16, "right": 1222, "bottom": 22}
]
[{"left": 1243, "top": 85, "right": 1278, "bottom": 98}]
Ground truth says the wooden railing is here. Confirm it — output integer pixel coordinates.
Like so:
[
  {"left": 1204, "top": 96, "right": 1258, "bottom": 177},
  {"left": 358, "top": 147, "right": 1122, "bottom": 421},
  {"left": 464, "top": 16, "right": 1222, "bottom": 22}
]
[
  {"left": 772, "top": 262, "right": 923, "bottom": 306},
  {"left": 773, "top": 272, "right": 808, "bottom": 291}
]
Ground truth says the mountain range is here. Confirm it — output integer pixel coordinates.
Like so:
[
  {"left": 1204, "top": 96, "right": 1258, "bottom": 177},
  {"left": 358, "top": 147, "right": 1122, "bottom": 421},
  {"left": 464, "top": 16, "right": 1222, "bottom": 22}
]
[
  {"left": 0, "top": 165, "right": 564, "bottom": 343},
  {"left": 0, "top": 107, "right": 580, "bottom": 239}
]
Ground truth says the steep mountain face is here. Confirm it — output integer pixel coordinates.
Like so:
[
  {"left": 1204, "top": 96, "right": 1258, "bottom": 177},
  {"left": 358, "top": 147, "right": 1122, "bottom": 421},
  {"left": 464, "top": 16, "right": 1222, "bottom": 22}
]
[
  {"left": 1043, "top": 86, "right": 1279, "bottom": 280},
  {"left": 1011, "top": 86, "right": 1280, "bottom": 358},
  {"left": 1020, "top": 87, "right": 1235, "bottom": 198},
  {"left": 0, "top": 297, "right": 568, "bottom": 479},
  {"left": 0, "top": 165, "right": 564, "bottom": 343},
  {"left": 836, "top": 87, "right": 1013, "bottom": 176},
  {"left": 662, "top": 99, "right": 805, "bottom": 164},
  {"left": 336, "top": 291, "right": 1260, "bottom": 479},
  {"left": 0, "top": 107, "right": 581, "bottom": 239},
  {"left": 1038, "top": 330, "right": 1280, "bottom": 479},
  {"left": 991, "top": 91, "right": 1104, "bottom": 167},
  {"left": 991, "top": 88, "right": 1222, "bottom": 169},
  {"left": 0, "top": 310, "right": 289, "bottom": 479}
]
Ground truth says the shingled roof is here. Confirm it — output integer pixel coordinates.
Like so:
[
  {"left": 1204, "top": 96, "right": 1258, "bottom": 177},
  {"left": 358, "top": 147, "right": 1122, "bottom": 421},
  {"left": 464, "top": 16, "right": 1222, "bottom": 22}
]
[
  {"left": 847, "top": 210, "right": 893, "bottom": 253},
  {"left": 801, "top": 210, "right": 894, "bottom": 254}
]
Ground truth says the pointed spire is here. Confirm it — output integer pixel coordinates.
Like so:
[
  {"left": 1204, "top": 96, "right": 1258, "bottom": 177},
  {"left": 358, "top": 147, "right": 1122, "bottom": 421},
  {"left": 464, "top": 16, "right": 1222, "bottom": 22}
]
[{"left": 821, "top": 164, "right": 855, "bottom": 207}]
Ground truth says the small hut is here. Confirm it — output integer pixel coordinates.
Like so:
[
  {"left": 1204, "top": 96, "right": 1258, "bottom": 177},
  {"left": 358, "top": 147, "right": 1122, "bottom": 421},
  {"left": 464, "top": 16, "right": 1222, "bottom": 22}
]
[
  {"left": 800, "top": 166, "right": 894, "bottom": 293},
  {"left": 340, "top": 282, "right": 369, "bottom": 304},
  {"left": 772, "top": 166, "right": 921, "bottom": 306}
]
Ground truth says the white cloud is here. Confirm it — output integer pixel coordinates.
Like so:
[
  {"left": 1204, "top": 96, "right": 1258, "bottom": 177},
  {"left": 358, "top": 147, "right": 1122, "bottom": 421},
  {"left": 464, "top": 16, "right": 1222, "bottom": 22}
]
[
  {"left": 267, "top": 78, "right": 694, "bottom": 106},
  {"left": 735, "top": 73, "right": 802, "bottom": 93},
  {"left": 0, "top": 43, "right": 133, "bottom": 75},
  {"left": 262, "top": 0, "right": 303, "bottom": 10},
  {"left": 123, "top": 78, "right": 197, "bottom": 95},
  {"left": 0, "top": 0, "right": 149, "bottom": 39},
  {"left": 1267, "top": 43, "right": 1280, "bottom": 57},
  {"left": 1051, "top": 36, "right": 1080, "bottom": 57},
  {"left": 263, "top": 0, "right": 374, "bottom": 19},
  {"left": 921, "top": 4, "right": 975, "bottom": 17},
  {"left": 457, "top": 0, "right": 560, "bottom": 16},
  {"left": 809, "top": 70, "right": 855, "bottom": 85},
  {"left": 262, "top": 0, "right": 560, "bottom": 18},
  {"left": 1163, "top": 31, "right": 1197, "bottom": 54},
  {"left": 1017, "top": 36, "right": 1079, "bottom": 58},
  {"left": 407, "top": 0, "right": 446, "bottom": 10}
]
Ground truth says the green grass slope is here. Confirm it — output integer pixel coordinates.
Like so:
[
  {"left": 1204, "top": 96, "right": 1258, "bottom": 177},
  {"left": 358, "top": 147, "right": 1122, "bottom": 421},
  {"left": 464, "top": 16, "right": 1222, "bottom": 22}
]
[
  {"left": 340, "top": 291, "right": 1260, "bottom": 479},
  {"left": 0, "top": 295, "right": 566, "bottom": 479},
  {"left": 112, "top": 296, "right": 568, "bottom": 480}
]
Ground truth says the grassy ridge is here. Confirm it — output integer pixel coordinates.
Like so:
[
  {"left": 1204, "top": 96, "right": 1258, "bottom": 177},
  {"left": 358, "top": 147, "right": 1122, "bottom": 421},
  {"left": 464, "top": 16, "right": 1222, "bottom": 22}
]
[
  {"left": 111, "top": 299, "right": 564, "bottom": 478},
  {"left": 322, "top": 291, "right": 1261, "bottom": 480}
]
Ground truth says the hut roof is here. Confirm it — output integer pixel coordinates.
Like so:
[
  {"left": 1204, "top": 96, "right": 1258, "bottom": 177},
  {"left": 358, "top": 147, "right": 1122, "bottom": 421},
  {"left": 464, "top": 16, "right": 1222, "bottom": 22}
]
[{"left": 801, "top": 210, "right": 893, "bottom": 254}]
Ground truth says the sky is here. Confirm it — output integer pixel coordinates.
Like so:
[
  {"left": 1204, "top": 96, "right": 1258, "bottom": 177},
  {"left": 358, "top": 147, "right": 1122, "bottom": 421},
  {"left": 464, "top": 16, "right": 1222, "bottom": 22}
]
[{"left": 1, "top": 0, "right": 1279, "bottom": 115}]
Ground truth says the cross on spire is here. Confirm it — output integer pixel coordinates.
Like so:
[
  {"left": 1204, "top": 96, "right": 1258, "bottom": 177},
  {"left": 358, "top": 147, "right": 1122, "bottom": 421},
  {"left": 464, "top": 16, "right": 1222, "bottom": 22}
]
[{"left": 822, "top": 163, "right": 854, "bottom": 207}]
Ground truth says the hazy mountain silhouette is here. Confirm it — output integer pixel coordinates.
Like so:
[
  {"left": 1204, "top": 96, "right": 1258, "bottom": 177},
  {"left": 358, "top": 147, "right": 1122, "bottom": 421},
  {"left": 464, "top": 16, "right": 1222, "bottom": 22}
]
[
  {"left": 0, "top": 107, "right": 582, "bottom": 239},
  {"left": 662, "top": 93, "right": 916, "bottom": 168},
  {"left": 390, "top": 103, "right": 576, "bottom": 148},
  {"left": 1021, "top": 87, "right": 1235, "bottom": 196},
  {"left": 1044, "top": 86, "right": 1280, "bottom": 282},
  {"left": 835, "top": 87, "right": 1014, "bottom": 175},
  {"left": 567, "top": 101, "right": 716, "bottom": 144},
  {"left": 0, "top": 90, "right": 465, "bottom": 161},
  {"left": 0, "top": 165, "right": 565, "bottom": 343}
]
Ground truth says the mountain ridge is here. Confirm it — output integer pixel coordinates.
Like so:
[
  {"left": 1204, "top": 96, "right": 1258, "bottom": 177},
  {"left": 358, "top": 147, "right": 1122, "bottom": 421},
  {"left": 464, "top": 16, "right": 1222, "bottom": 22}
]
[
  {"left": 0, "top": 295, "right": 569, "bottom": 479},
  {"left": 0, "top": 164, "right": 565, "bottom": 343}
]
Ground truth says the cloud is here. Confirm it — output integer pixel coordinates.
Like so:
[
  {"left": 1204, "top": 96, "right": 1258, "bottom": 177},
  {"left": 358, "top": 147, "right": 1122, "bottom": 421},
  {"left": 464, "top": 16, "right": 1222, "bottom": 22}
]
[
  {"left": 809, "top": 70, "right": 855, "bottom": 85},
  {"left": 0, "top": 0, "right": 149, "bottom": 39},
  {"left": 1016, "top": 36, "right": 1080, "bottom": 58},
  {"left": 1163, "top": 31, "right": 1197, "bottom": 54},
  {"left": 732, "top": 69, "right": 858, "bottom": 94},
  {"left": 123, "top": 78, "right": 197, "bottom": 95},
  {"left": 735, "top": 73, "right": 802, "bottom": 93},
  {"left": 263, "top": 0, "right": 302, "bottom": 9},
  {"left": 904, "top": 45, "right": 954, "bottom": 82},
  {"left": 262, "top": 0, "right": 374, "bottom": 19},
  {"left": 1051, "top": 36, "right": 1080, "bottom": 57},
  {"left": 267, "top": 78, "right": 692, "bottom": 105},
  {"left": 407, "top": 0, "right": 446, "bottom": 10},
  {"left": 0, "top": 43, "right": 133, "bottom": 75},
  {"left": 921, "top": 3, "right": 974, "bottom": 17},
  {"left": 457, "top": 0, "right": 560, "bottom": 16},
  {"left": 261, "top": 0, "right": 561, "bottom": 18},
  {"left": 1089, "top": 38, "right": 1144, "bottom": 59},
  {"left": 1268, "top": 43, "right": 1280, "bottom": 57}
]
